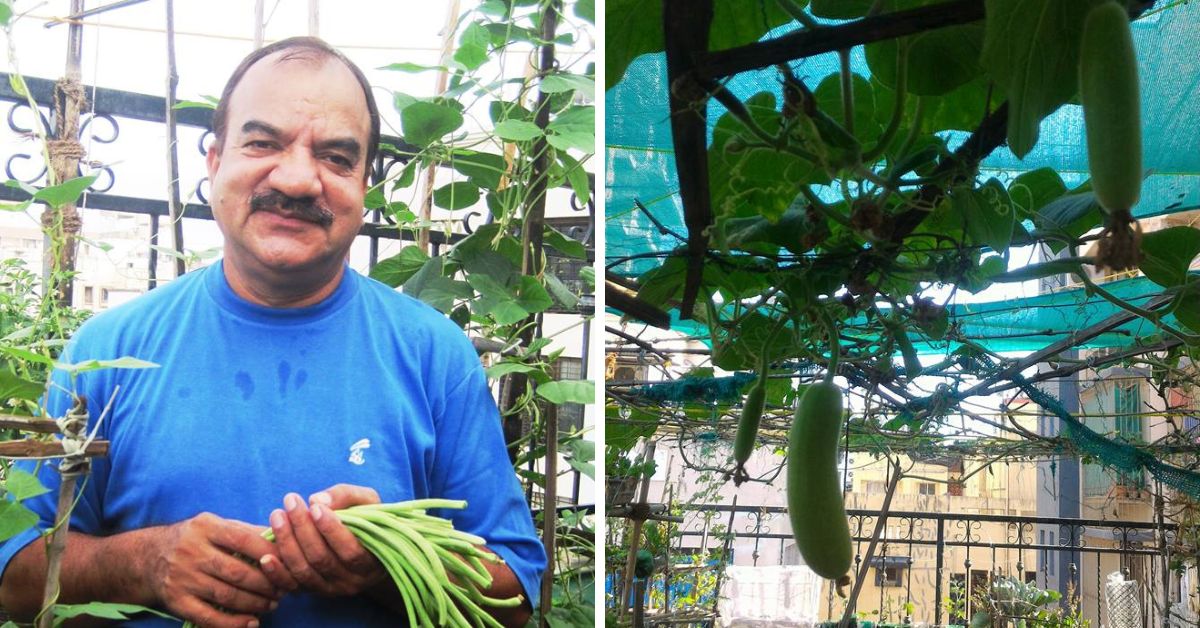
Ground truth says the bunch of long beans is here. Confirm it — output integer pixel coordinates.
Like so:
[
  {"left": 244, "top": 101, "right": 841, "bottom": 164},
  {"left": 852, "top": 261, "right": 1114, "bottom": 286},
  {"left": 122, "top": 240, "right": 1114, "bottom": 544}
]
[{"left": 183, "top": 499, "right": 521, "bottom": 628}]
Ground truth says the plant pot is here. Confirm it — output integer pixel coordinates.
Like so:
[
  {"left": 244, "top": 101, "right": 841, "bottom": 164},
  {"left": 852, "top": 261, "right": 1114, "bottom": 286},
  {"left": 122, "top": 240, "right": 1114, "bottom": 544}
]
[{"left": 606, "top": 475, "right": 639, "bottom": 506}]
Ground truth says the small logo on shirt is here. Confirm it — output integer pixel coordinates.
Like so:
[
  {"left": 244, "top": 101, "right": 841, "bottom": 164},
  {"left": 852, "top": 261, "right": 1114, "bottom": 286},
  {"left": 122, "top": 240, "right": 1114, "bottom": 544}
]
[{"left": 348, "top": 438, "right": 371, "bottom": 465}]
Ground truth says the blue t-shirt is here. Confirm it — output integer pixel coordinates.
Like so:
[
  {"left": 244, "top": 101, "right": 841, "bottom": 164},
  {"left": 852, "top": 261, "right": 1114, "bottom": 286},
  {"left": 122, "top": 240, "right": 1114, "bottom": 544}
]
[{"left": 0, "top": 262, "right": 545, "bottom": 626}]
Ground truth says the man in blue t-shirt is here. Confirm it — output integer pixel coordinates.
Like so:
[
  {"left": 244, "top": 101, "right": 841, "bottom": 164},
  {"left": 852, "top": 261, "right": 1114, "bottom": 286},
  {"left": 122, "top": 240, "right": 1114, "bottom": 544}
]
[{"left": 0, "top": 37, "right": 544, "bottom": 627}]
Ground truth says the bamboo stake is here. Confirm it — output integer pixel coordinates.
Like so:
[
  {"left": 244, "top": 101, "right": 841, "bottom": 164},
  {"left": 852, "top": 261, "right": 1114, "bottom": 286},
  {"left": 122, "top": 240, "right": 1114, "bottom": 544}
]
[
  {"left": 42, "top": 0, "right": 86, "bottom": 307},
  {"left": 164, "top": 0, "right": 185, "bottom": 278},
  {"left": 416, "top": 0, "right": 460, "bottom": 254},
  {"left": 36, "top": 397, "right": 90, "bottom": 628}
]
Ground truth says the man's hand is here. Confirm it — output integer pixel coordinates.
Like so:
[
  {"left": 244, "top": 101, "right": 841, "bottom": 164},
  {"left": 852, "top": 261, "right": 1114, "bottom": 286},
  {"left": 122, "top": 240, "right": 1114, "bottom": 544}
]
[
  {"left": 260, "top": 484, "right": 387, "bottom": 597},
  {"left": 148, "top": 513, "right": 282, "bottom": 628}
]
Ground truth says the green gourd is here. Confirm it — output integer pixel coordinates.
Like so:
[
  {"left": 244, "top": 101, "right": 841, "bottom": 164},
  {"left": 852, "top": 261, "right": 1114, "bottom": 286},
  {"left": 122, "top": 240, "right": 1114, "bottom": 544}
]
[
  {"left": 733, "top": 369, "right": 768, "bottom": 471},
  {"left": 786, "top": 382, "right": 852, "bottom": 580},
  {"left": 1080, "top": 1, "right": 1142, "bottom": 213}
]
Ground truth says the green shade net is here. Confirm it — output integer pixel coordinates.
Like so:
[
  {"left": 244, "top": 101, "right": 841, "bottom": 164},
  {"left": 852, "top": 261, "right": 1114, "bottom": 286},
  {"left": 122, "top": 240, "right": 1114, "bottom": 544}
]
[
  {"left": 622, "top": 274, "right": 1178, "bottom": 354},
  {"left": 605, "top": 5, "right": 1200, "bottom": 350},
  {"left": 1016, "top": 372, "right": 1200, "bottom": 499}
]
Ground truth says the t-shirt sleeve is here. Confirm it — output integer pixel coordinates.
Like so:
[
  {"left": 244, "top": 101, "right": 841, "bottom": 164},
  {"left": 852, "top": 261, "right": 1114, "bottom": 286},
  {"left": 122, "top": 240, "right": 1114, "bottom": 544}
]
[
  {"left": 0, "top": 341, "right": 111, "bottom": 583},
  {"left": 426, "top": 345, "right": 547, "bottom": 609}
]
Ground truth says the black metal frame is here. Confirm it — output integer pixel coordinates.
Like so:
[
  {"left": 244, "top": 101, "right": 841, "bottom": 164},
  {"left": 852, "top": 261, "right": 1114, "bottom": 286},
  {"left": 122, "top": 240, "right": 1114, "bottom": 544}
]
[{"left": 649, "top": 504, "right": 1185, "bottom": 627}]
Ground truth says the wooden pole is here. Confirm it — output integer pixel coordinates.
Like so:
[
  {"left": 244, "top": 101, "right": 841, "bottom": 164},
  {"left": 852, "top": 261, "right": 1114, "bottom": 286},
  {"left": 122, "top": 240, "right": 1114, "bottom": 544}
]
[
  {"left": 618, "top": 440, "right": 656, "bottom": 623},
  {"left": 538, "top": 403, "right": 558, "bottom": 627}
]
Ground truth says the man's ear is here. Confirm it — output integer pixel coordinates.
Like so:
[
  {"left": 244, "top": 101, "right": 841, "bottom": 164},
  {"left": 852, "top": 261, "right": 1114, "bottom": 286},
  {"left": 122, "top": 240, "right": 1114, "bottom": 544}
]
[{"left": 205, "top": 140, "right": 221, "bottom": 179}]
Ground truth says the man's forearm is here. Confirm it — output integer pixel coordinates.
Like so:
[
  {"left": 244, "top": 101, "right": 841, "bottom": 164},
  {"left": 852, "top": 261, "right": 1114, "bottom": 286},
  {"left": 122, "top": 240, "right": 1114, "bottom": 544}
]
[{"left": 0, "top": 529, "right": 159, "bottom": 621}]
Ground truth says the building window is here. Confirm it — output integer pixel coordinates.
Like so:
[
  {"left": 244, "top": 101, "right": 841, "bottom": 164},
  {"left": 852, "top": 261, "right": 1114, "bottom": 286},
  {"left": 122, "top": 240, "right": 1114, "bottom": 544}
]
[
  {"left": 552, "top": 357, "right": 584, "bottom": 436},
  {"left": 918, "top": 482, "right": 936, "bottom": 496},
  {"left": 870, "top": 557, "right": 910, "bottom": 587},
  {"left": 83, "top": 286, "right": 93, "bottom": 305},
  {"left": 865, "top": 480, "right": 887, "bottom": 494},
  {"left": 1114, "top": 383, "right": 1141, "bottom": 441},
  {"left": 1048, "top": 532, "right": 1055, "bottom": 575},
  {"left": 1114, "top": 383, "right": 1145, "bottom": 488},
  {"left": 874, "top": 565, "right": 905, "bottom": 587}
]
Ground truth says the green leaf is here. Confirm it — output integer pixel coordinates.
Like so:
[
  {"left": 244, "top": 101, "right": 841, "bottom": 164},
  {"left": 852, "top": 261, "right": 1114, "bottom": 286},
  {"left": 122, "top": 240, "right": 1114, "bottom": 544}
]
[
  {"left": 547, "top": 106, "right": 594, "bottom": 141},
  {"left": 401, "top": 101, "right": 464, "bottom": 147},
  {"left": 814, "top": 73, "right": 879, "bottom": 145},
  {"left": 709, "top": 92, "right": 825, "bottom": 221},
  {"left": 494, "top": 120, "right": 543, "bottom": 142},
  {"left": 562, "top": 437, "right": 595, "bottom": 480},
  {"left": 0, "top": 3, "right": 12, "bottom": 26},
  {"left": 0, "top": 346, "right": 55, "bottom": 368},
  {"left": 541, "top": 72, "right": 595, "bottom": 101},
  {"left": 8, "top": 73, "right": 27, "bottom": 98},
  {"left": 546, "top": 130, "right": 593, "bottom": 153},
  {"left": 606, "top": 406, "right": 658, "bottom": 452},
  {"left": 636, "top": 255, "right": 687, "bottom": 309},
  {"left": 980, "top": 0, "right": 1106, "bottom": 157},
  {"left": 454, "top": 22, "right": 491, "bottom": 71},
  {"left": 514, "top": 275, "right": 555, "bottom": 316},
  {"left": 391, "top": 160, "right": 418, "bottom": 190},
  {"left": 961, "top": 255, "right": 1008, "bottom": 293},
  {"left": 363, "top": 187, "right": 387, "bottom": 210},
  {"left": 559, "top": 152, "right": 591, "bottom": 205},
  {"left": 605, "top": 0, "right": 792, "bottom": 90},
  {"left": 954, "top": 179, "right": 1017, "bottom": 253},
  {"left": 4, "top": 469, "right": 49, "bottom": 501},
  {"left": 1173, "top": 286, "right": 1200, "bottom": 334},
  {"left": 0, "top": 499, "right": 39, "bottom": 543},
  {"left": 403, "top": 256, "right": 446, "bottom": 298},
  {"left": 450, "top": 150, "right": 507, "bottom": 190},
  {"left": 1139, "top": 227, "right": 1200, "bottom": 288},
  {"left": 866, "top": 20, "right": 984, "bottom": 96},
  {"left": 485, "top": 362, "right": 540, "bottom": 378},
  {"left": 52, "top": 602, "right": 175, "bottom": 623},
  {"left": 0, "top": 368, "right": 43, "bottom": 402},
  {"left": 369, "top": 246, "right": 429, "bottom": 288},
  {"left": 1008, "top": 167, "right": 1067, "bottom": 216},
  {"left": 417, "top": 277, "right": 473, "bottom": 313},
  {"left": 467, "top": 274, "right": 529, "bottom": 325},
  {"left": 537, "top": 379, "right": 595, "bottom": 404},
  {"left": 0, "top": 199, "right": 32, "bottom": 212},
  {"left": 432, "top": 182, "right": 481, "bottom": 210},
  {"left": 811, "top": 0, "right": 870, "bottom": 18},
  {"left": 543, "top": 226, "right": 586, "bottom": 259},
  {"left": 1033, "top": 192, "right": 1103, "bottom": 252},
  {"left": 34, "top": 175, "right": 99, "bottom": 208},
  {"left": 574, "top": 0, "right": 595, "bottom": 24},
  {"left": 379, "top": 62, "right": 448, "bottom": 73},
  {"left": 56, "top": 357, "right": 159, "bottom": 375},
  {"left": 172, "top": 100, "right": 216, "bottom": 111}
]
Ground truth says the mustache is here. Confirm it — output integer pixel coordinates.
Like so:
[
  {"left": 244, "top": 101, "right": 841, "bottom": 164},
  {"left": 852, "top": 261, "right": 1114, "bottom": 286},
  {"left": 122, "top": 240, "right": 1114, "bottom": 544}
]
[{"left": 249, "top": 190, "right": 334, "bottom": 227}]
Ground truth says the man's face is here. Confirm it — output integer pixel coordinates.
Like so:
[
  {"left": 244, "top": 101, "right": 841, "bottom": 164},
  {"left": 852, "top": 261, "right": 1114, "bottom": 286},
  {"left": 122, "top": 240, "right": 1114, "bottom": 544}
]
[{"left": 206, "top": 52, "right": 370, "bottom": 283}]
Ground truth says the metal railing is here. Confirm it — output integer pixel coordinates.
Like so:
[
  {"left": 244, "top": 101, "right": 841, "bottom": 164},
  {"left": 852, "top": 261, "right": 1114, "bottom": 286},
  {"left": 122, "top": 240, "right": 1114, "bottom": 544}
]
[{"left": 649, "top": 503, "right": 1189, "bottom": 627}]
